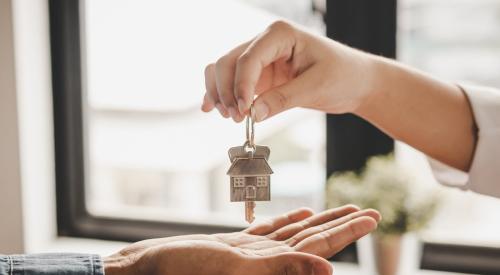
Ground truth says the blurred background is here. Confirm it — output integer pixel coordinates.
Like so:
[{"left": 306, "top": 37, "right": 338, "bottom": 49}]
[
  {"left": 1, "top": 0, "right": 500, "bottom": 274},
  {"left": 86, "top": 0, "right": 500, "bottom": 253},
  {"left": 83, "top": 0, "right": 326, "bottom": 228}
]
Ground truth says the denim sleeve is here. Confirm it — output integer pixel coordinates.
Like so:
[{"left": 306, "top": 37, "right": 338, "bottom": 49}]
[{"left": 0, "top": 254, "right": 103, "bottom": 275}]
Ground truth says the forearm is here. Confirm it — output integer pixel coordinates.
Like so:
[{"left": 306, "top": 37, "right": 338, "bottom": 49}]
[{"left": 355, "top": 56, "right": 477, "bottom": 171}]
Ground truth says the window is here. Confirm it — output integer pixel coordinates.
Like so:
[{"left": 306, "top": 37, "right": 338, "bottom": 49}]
[
  {"left": 397, "top": 0, "right": 500, "bottom": 272},
  {"left": 51, "top": 0, "right": 393, "bottom": 264},
  {"left": 233, "top": 177, "right": 245, "bottom": 188},
  {"left": 256, "top": 176, "right": 267, "bottom": 187},
  {"left": 83, "top": 0, "right": 327, "bottom": 226},
  {"left": 52, "top": 0, "right": 331, "bottom": 237},
  {"left": 62, "top": 0, "right": 500, "bottom": 268}
]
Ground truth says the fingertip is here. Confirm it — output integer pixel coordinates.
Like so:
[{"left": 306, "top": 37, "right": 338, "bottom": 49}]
[
  {"left": 297, "top": 253, "right": 333, "bottom": 275},
  {"left": 215, "top": 103, "right": 230, "bottom": 118},
  {"left": 269, "top": 252, "right": 333, "bottom": 275},
  {"left": 286, "top": 208, "right": 314, "bottom": 225},
  {"left": 253, "top": 101, "right": 269, "bottom": 122},
  {"left": 363, "top": 209, "right": 382, "bottom": 222},
  {"left": 313, "top": 259, "right": 333, "bottom": 275},
  {"left": 228, "top": 107, "right": 244, "bottom": 122},
  {"left": 297, "top": 207, "right": 315, "bottom": 217},
  {"left": 202, "top": 92, "right": 217, "bottom": 112},
  {"left": 234, "top": 114, "right": 245, "bottom": 123},
  {"left": 357, "top": 216, "right": 379, "bottom": 232},
  {"left": 343, "top": 204, "right": 361, "bottom": 212},
  {"left": 237, "top": 97, "right": 249, "bottom": 114},
  {"left": 201, "top": 101, "right": 214, "bottom": 112}
]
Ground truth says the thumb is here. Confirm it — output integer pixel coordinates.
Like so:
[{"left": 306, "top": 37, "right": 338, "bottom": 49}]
[
  {"left": 253, "top": 86, "right": 295, "bottom": 122},
  {"left": 254, "top": 252, "right": 333, "bottom": 275},
  {"left": 253, "top": 66, "right": 318, "bottom": 122}
]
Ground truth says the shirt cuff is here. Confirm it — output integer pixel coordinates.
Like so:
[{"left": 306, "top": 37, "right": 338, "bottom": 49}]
[
  {"left": 427, "top": 84, "right": 500, "bottom": 198},
  {"left": 0, "top": 254, "right": 104, "bottom": 275}
]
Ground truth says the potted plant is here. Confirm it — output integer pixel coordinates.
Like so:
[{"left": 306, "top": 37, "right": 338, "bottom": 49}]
[{"left": 327, "top": 155, "right": 440, "bottom": 275}]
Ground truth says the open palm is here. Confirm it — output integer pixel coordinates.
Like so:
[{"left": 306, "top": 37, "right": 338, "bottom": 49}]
[{"left": 105, "top": 205, "right": 380, "bottom": 275}]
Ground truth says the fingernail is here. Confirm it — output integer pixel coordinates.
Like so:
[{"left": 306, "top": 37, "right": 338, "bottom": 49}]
[
  {"left": 215, "top": 103, "right": 229, "bottom": 118},
  {"left": 228, "top": 107, "right": 240, "bottom": 122},
  {"left": 237, "top": 98, "right": 247, "bottom": 114},
  {"left": 253, "top": 102, "right": 269, "bottom": 122},
  {"left": 202, "top": 94, "right": 214, "bottom": 111},
  {"left": 201, "top": 101, "right": 210, "bottom": 112}
]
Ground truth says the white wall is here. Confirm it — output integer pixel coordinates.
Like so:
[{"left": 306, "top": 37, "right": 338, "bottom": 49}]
[
  {"left": 12, "top": 0, "right": 57, "bottom": 253},
  {"left": 0, "top": 0, "right": 126, "bottom": 255},
  {"left": 0, "top": 0, "right": 56, "bottom": 253},
  {"left": 0, "top": 0, "right": 25, "bottom": 253}
]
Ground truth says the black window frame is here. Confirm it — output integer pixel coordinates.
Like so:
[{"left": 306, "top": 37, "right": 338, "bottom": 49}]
[{"left": 49, "top": 0, "right": 500, "bottom": 273}]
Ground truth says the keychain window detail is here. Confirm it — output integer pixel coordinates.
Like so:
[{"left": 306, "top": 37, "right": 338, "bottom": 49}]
[
  {"left": 233, "top": 177, "right": 245, "bottom": 188},
  {"left": 256, "top": 176, "right": 268, "bottom": 187}
]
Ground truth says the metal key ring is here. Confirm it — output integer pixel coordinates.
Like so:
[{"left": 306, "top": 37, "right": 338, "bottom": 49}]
[
  {"left": 245, "top": 104, "right": 256, "bottom": 147},
  {"left": 242, "top": 140, "right": 256, "bottom": 154}
]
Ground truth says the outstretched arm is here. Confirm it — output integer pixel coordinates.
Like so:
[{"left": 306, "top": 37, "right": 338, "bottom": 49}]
[
  {"left": 202, "top": 20, "right": 477, "bottom": 171},
  {"left": 356, "top": 57, "right": 477, "bottom": 171}
]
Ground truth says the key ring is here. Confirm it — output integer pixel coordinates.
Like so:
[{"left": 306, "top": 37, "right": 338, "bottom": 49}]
[
  {"left": 245, "top": 104, "right": 256, "bottom": 152},
  {"left": 246, "top": 104, "right": 255, "bottom": 146}
]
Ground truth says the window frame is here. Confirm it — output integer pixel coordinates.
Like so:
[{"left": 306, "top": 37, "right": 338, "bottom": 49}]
[
  {"left": 324, "top": 0, "right": 396, "bottom": 263},
  {"left": 49, "top": 0, "right": 358, "bottom": 261},
  {"left": 49, "top": 0, "right": 500, "bottom": 272},
  {"left": 50, "top": 0, "right": 243, "bottom": 241},
  {"left": 49, "top": 0, "right": 357, "bottom": 246},
  {"left": 47, "top": 0, "right": 365, "bottom": 262}
]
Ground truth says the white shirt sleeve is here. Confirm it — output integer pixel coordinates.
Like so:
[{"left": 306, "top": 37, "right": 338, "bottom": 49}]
[{"left": 428, "top": 84, "right": 500, "bottom": 198}]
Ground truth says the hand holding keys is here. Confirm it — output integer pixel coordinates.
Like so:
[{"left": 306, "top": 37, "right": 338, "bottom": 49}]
[{"left": 227, "top": 105, "right": 273, "bottom": 223}]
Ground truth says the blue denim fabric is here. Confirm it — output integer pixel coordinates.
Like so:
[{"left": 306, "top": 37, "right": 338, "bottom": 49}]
[{"left": 0, "top": 254, "right": 103, "bottom": 275}]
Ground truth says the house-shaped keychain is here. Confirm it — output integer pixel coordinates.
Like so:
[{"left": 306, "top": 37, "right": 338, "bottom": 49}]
[
  {"left": 227, "top": 104, "right": 273, "bottom": 223},
  {"left": 227, "top": 146, "right": 273, "bottom": 202}
]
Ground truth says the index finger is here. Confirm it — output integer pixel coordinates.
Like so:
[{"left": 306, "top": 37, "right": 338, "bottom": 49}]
[
  {"left": 244, "top": 207, "right": 314, "bottom": 236},
  {"left": 265, "top": 205, "right": 360, "bottom": 241},
  {"left": 294, "top": 216, "right": 378, "bottom": 258},
  {"left": 234, "top": 21, "right": 298, "bottom": 113}
]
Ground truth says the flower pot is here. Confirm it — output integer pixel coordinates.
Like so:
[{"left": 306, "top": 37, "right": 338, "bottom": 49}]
[{"left": 373, "top": 234, "right": 402, "bottom": 275}]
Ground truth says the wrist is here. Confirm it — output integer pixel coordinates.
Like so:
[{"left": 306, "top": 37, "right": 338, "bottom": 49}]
[{"left": 352, "top": 54, "right": 391, "bottom": 118}]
